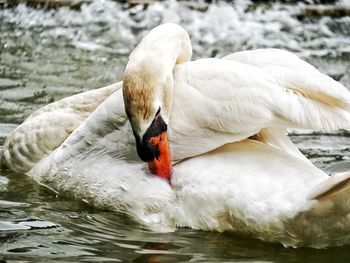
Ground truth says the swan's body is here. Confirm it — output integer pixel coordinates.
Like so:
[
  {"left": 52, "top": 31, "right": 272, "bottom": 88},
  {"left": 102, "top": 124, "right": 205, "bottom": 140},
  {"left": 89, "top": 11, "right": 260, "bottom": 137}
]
[{"left": 2, "top": 24, "right": 350, "bottom": 248}]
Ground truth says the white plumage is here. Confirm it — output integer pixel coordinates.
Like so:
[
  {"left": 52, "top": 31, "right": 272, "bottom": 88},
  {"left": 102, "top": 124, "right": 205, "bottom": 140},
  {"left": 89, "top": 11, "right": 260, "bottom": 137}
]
[{"left": 2, "top": 24, "right": 350, "bottom": 248}]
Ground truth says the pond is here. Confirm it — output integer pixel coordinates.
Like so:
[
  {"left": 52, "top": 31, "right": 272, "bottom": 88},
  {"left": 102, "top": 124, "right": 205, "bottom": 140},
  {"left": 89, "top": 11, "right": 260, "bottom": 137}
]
[{"left": 1, "top": 0, "right": 350, "bottom": 261}]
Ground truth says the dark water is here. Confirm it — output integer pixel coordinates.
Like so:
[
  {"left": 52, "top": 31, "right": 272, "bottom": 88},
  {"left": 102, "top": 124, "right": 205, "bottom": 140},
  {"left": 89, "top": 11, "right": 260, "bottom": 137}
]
[{"left": 1, "top": 0, "right": 350, "bottom": 261}]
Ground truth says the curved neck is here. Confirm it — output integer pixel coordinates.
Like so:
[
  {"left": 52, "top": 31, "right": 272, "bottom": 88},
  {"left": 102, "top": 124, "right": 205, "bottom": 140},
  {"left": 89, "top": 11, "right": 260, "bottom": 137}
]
[
  {"left": 127, "top": 23, "right": 192, "bottom": 78},
  {"left": 123, "top": 23, "right": 192, "bottom": 136},
  {"left": 122, "top": 24, "right": 192, "bottom": 180}
]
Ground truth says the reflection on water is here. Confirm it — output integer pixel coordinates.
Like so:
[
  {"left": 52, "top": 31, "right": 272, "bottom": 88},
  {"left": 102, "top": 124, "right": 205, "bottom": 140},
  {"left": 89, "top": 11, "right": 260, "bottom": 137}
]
[{"left": 1, "top": 0, "right": 350, "bottom": 261}]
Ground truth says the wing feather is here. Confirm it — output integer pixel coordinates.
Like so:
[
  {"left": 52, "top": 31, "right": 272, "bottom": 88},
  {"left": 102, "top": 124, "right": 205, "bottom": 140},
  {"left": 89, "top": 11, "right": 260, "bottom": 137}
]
[
  {"left": 2, "top": 83, "right": 121, "bottom": 173},
  {"left": 224, "top": 48, "right": 350, "bottom": 109},
  {"left": 171, "top": 53, "right": 350, "bottom": 159}
]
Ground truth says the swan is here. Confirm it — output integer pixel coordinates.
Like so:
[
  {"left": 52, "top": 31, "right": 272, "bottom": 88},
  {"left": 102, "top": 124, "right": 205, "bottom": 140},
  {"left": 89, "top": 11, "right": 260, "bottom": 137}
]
[{"left": 2, "top": 23, "right": 350, "bottom": 248}]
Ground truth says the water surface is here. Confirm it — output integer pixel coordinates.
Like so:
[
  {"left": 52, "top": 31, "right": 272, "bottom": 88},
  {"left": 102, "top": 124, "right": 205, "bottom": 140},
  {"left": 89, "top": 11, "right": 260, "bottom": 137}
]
[{"left": 1, "top": 0, "right": 350, "bottom": 261}]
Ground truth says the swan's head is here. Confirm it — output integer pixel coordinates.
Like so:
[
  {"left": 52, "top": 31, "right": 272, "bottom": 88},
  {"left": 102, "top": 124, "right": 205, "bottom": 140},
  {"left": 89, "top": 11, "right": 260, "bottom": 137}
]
[
  {"left": 123, "top": 23, "right": 192, "bottom": 180},
  {"left": 123, "top": 63, "right": 174, "bottom": 180}
]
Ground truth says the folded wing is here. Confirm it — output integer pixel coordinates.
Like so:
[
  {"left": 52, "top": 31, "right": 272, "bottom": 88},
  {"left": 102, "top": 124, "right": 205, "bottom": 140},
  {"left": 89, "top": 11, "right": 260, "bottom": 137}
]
[
  {"left": 2, "top": 83, "right": 121, "bottom": 173},
  {"left": 170, "top": 50, "right": 350, "bottom": 160}
]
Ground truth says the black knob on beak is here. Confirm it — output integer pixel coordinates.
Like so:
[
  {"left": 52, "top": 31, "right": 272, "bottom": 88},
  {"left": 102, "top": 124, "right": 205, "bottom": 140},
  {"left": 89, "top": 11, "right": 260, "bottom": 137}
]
[{"left": 133, "top": 114, "right": 167, "bottom": 162}]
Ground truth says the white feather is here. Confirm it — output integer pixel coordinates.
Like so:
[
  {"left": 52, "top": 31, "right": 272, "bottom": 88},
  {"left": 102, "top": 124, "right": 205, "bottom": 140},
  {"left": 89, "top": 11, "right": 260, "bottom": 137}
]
[{"left": 3, "top": 25, "right": 350, "bottom": 248}]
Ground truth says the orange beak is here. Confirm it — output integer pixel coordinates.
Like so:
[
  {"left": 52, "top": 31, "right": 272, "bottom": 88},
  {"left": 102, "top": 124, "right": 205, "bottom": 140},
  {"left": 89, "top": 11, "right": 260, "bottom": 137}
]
[{"left": 148, "top": 131, "right": 173, "bottom": 180}]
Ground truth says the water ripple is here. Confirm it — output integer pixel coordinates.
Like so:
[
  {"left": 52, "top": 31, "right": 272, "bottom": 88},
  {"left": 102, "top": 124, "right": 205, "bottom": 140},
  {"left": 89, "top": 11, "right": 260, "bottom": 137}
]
[{"left": 1, "top": 0, "right": 350, "bottom": 262}]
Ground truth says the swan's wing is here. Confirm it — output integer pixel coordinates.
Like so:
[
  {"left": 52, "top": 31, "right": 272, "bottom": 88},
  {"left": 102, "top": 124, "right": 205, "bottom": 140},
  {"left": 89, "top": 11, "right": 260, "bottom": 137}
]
[
  {"left": 223, "top": 48, "right": 319, "bottom": 73},
  {"left": 29, "top": 87, "right": 137, "bottom": 183},
  {"left": 170, "top": 58, "right": 350, "bottom": 160},
  {"left": 2, "top": 83, "right": 121, "bottom": 173},
  {"left": 250, "top": 127, "right": 310, "bottom": 163},
  {"left": 46, "top": 87, "right": 133, "bottom": 165},
  {"left": 224, "top": 48, "right": 349, "bottom": 110}
]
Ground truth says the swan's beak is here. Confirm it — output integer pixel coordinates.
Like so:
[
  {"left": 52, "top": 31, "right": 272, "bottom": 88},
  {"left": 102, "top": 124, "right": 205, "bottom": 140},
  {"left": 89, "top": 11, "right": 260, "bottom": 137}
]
[
  {"left": 134, "top": 115, "right": 173, "bottom": 180},
  {"left": 148, "top": 131, "right": 173, "bottom": 180}
]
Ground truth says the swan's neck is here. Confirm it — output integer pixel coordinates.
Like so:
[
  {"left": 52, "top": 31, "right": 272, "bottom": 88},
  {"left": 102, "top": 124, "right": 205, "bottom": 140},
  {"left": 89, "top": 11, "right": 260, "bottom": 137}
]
[
  {"left": 123, "top": 23, "right": 192, "bottom": 136},
  {"left": 122, "top": 24, "right": 192, "bottom": 180},
  {"left": 128, "top": 23, "right": 192, "bottom": 77}
]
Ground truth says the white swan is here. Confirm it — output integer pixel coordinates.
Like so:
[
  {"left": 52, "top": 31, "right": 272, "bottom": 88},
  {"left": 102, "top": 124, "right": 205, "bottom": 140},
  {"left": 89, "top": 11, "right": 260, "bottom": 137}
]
[{"left": 2, "top": 23, "right": 350, "bottom": 248}]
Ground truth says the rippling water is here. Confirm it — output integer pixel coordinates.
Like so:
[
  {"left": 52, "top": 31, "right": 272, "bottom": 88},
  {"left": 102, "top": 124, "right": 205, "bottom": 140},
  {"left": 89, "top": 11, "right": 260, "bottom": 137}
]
[{"left": 1, "top": 0, "right": 350, "bottom": 261}]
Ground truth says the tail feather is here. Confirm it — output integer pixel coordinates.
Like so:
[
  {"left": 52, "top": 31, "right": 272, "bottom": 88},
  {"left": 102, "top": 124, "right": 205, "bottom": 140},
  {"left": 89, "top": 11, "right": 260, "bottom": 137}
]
[
  {"left": 306, "top": 172, "right": 350, "bottom": 217},
  {"left": 287, "top": 172, "right": 350, "bottom": 248}
]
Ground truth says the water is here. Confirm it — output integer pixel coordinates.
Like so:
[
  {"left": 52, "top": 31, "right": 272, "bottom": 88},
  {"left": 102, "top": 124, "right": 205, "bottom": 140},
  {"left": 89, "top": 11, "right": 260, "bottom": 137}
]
[{"left": 1, "top": 0, "right": 350, "bottom": 261}]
